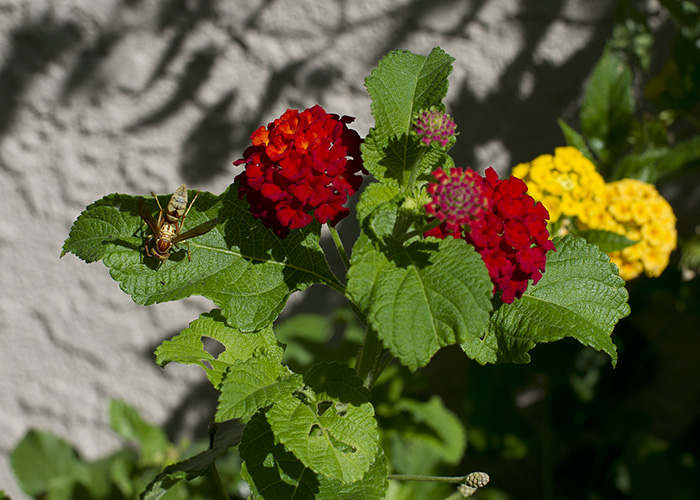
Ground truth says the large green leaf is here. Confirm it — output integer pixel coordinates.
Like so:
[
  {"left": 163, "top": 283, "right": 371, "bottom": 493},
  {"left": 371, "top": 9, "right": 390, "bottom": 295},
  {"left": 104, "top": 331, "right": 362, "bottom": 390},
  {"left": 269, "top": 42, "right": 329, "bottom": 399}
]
[
  {"left": 155, "top": 310, "right": 283, "bottom": 388},
  {"left": 347, "top": 233, "right": 492, "bottom": 371},
  {"left": 216, "top": 357, "right": 303, "bottom": 422},
  {"left": 62, "top": 185, "right": 343, "bottom": 331},
  {"left": 362, "top": 47, "right": 454, "bottom": 186},
  {"left": 462, "top": 235, "right": 629, "bottom": 366},
  {"left": 575, "top": 229, "right": 638, "bottom": 253},
  {"left": 557, "top": 118, "right": 595, "bottom": 163},
  {"left": 240, "top": 411, "right": 388, "bottom": 500},
  {"left": 265, "top": 363, "right": 379, "bottom": 484},
  {"left": 580, "top": 46, "right": 635, "bottom": 169}
]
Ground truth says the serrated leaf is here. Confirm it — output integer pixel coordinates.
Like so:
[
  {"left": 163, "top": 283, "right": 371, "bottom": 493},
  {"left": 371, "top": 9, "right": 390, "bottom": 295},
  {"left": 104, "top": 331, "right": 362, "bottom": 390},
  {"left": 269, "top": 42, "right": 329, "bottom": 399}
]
[
  {"left": 216, "top": 358, "right": 303, "bottom": 422},
  {"left": 266, "top": 363, "right": 379, "bottom": 484},
  {"left": 558, "top": 119, "right": 595, "bottom": 164},
  {"left": 141, "top": 421, "right": 243, "bottom": 500},
  {"left": 575, "top": 229, "right": 638, "bottom": 253},
  {"left": 155, "top": 310, "right": 283, "bottom": 388},
  {"left": 356, "top": 182, "right": 402, "bottom": 224},
  {"left": 240, "top": 411, "right": 388, "bottom": 500},
  {"left": 109, "top": 400, "right": 172, "bottom": 467},
  {"left": 580, "top": 46, "right": 635, "bottom": 168},
  {"left": 462, "top": 235, "right": 629, "bottom": 366},
  {"left": 63, "top": 185, "right": 342, "bottom": 331},
  {"left": 362, "top": 47, "right": 454, "bottom": 186},
  {"left": 347, "top": 233, "right": 492, "bottom": 371},
  {"left": 380, "top": 396, "right": 466, "bottom": 475}
]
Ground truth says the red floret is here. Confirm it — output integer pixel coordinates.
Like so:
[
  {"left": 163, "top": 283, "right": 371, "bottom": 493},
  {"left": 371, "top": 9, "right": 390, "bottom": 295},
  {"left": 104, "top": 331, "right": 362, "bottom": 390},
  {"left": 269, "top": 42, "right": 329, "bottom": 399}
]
[{"left": 234, "top": 105, "right": 366, "bottom": 238}]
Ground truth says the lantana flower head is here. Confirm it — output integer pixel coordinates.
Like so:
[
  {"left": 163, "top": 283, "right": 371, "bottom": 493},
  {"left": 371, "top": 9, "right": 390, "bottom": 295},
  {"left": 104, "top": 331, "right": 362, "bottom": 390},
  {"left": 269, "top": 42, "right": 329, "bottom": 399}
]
[
  {"left": 413, "top": 107, "right": 458, "bottom": 149},
  {"left": 425, "top": 166, "right": 555, "bottom": 303},
  {"left": 511, "top": 147, "right": 606, "bottom": 225},
  {"left": 578, "top": 179, "right": 677, "bottom": 280},
  {"left": 234, "top": 105, "right": 366, "bottom": 238}
]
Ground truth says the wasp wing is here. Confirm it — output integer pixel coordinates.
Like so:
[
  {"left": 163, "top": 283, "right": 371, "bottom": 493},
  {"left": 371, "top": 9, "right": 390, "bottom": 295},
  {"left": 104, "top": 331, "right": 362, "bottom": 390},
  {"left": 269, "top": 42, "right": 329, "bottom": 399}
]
[
  {"left": 137, "top": 197, "right": 161, "bottom": 235},
  {"left": 173, "top": 218, "right": 219, "bottom": 244}
]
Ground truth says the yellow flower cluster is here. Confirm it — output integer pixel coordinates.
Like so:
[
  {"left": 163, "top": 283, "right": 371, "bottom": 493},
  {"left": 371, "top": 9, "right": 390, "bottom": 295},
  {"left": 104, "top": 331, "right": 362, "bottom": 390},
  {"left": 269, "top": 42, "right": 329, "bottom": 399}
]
[
  {"left": 580, "top": 179, "right": 677, "bottom": 280},
  {"left": 511, "top": 147, "right": 677, "bottom": 281},
  {"left": 511, "top": 147, "right": 606, "bottom": 224}
]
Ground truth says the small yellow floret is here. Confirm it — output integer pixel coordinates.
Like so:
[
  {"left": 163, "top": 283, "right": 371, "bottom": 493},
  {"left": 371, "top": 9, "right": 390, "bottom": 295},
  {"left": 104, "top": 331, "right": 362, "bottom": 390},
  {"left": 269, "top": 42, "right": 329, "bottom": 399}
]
[
  {"left": 511, "top": 147, "right": 605, "bottom": 223},
  {"left": 586, "top": 179, "right": 677, "bottom": 280}
]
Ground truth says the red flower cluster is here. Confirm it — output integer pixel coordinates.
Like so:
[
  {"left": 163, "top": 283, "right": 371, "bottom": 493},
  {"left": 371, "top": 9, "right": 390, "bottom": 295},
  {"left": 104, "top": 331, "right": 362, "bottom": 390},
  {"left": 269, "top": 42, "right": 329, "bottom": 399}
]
[
  {"left": 426, "top": 167, "right": 555, "bottom": 303},
  {"left": 234, "top": 105, "right": 365, "bottom": 238}
]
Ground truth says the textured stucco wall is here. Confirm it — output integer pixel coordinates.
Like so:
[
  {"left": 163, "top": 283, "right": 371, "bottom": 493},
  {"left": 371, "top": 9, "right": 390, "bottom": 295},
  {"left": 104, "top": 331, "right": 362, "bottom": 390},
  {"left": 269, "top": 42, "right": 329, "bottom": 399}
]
[{"left": 0, "top": 0, "right": 630, "bottom": 497}]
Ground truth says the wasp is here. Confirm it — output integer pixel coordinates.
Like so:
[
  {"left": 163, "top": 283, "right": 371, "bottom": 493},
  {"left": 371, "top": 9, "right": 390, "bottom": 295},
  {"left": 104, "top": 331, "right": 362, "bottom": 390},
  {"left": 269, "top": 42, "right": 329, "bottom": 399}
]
[{"left": 137, "top": 184, "right": 218, "bottom": 262}]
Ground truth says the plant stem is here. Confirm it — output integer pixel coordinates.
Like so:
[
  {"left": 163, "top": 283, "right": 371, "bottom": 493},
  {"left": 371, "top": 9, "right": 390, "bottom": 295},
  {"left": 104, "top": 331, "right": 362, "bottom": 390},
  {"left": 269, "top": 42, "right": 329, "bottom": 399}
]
[
  {"left": 396, "top": 217, "right": 442, "bottom": 243},
  {"left": 211, "top": 462, "right": 231, "bottom": 500},
  {"left": 387, "top": 474, "right": 470, "bottom": 484},
  {"left": 355, "top": 326, "right": 380, "bottom": 389},
  {"left": 329, "top": 225, "right": 351, "bottom": 271}
]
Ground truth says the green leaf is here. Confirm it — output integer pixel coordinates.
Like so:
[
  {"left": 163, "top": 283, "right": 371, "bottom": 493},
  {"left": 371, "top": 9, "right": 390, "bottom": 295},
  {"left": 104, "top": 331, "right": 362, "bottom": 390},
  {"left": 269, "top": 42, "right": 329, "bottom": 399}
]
[
  {"left": 611, "top": 148, "right": 669, "bottom": 181},
  {"left": 141, "top": 421, "right": 243, "bottom": 500},
  {"left": 63, "top": 185, "right": 342, "bottom": 331},
  {"left": 580, "top": 46, "right": 635, "bottom": 169},
  {"left": 362, "top": 47, "right": 454, "bottom": 186},
  {"left": 380, "top": 396, "right": 466, "bottom": 475},
  {"left": 10, "top": 431, "right": 83, "bottom": 500},
  {"left": 266, "top": 362, "right": 379, "bottom": 483},
  {"left": 575, "top": 229, "right": 638, "bottom": 253},
  {"left": 356, "top": 182, "right": 402, "bottom": 225},
  {"left": 347, "top": 233, "right": 492, "bottom": 371},
  {"left": 240, "top": 411, "right": 388, "bottom": 500},
  {"left": 275, "top": 309, "right": 365, "bottom": 369},
  {"left": 155, "top": 310, "right": 283, "bottom": 388},
  {"left": 109, "top": 400, "right": 172, "bottom": 467},
  {"left": 557, "top": 119, "right": 595, "bottom": 164},
  {"left": 216, "top": 357, "right": 303, "bottom": 422},
  {"left": 462, "top": 235, "right": 629, "bottom": 366},
  {"left": 655, "top": 136, "right": 700, "bottom": 179}
]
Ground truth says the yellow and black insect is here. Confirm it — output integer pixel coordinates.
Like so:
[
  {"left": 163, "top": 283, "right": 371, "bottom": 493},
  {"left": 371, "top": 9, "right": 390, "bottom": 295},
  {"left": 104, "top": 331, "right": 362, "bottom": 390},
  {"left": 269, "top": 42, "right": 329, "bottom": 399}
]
[{"left": 137, "top": 184, "right": 218, "bottom": 262}]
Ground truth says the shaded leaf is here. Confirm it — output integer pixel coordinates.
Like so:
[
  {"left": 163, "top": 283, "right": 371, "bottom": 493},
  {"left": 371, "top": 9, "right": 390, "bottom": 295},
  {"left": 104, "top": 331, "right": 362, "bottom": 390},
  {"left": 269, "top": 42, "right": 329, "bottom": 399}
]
[
  {"left": 240, "top": 412, "right": 388, "bottom": 500},
  {"left": 109, "top": 400, "right": 172, "bottom": 467},
  {"left": 580, "top": 47, "right": 635, "bottom": 168}
]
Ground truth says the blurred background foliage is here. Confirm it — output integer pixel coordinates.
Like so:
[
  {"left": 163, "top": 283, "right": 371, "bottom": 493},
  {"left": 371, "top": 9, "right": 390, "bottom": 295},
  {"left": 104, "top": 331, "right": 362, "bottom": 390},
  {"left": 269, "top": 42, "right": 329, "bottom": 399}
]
[{"left": 9, "top": 1, "right": 700, "bottom": 499}]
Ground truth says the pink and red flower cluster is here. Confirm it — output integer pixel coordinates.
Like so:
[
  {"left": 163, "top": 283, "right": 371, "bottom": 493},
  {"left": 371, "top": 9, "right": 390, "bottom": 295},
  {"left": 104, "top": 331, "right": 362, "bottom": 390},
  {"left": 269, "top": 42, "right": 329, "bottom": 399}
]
[
  {"left": 426, "top": 167, "right": 555, "bottom": 303},
  {"left": 234, "top": 105, "right": 365, "bottom": 238}
]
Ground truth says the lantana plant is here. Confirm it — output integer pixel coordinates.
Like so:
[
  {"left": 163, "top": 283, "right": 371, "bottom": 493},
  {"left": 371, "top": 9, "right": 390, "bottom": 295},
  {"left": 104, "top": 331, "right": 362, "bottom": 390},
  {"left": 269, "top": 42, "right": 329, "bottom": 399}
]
[{"left": 62, "top": 47, "right": 630, "bottom": 499}]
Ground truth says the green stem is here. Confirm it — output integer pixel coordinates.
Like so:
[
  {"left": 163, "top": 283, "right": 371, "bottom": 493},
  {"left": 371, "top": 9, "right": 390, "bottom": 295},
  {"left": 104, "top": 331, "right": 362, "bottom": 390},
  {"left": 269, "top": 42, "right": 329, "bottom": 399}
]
[
  {"left": 329, "top": 225, "right": 351, "bottom": 271},
  {"left": 355, "top": 326, "right": 381, "bottom": 389},
  {"left": 406, "top": 146, "right": 427, "bottom": 191},
  {"left": 211, "top": 462, "right": 231, "bottom": 500},
  {"left": 396, "top": 218, "right": 442, "bottom": 243},
  {"left": 387, "top": 474, "right": 470, "bottom": 484}
]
